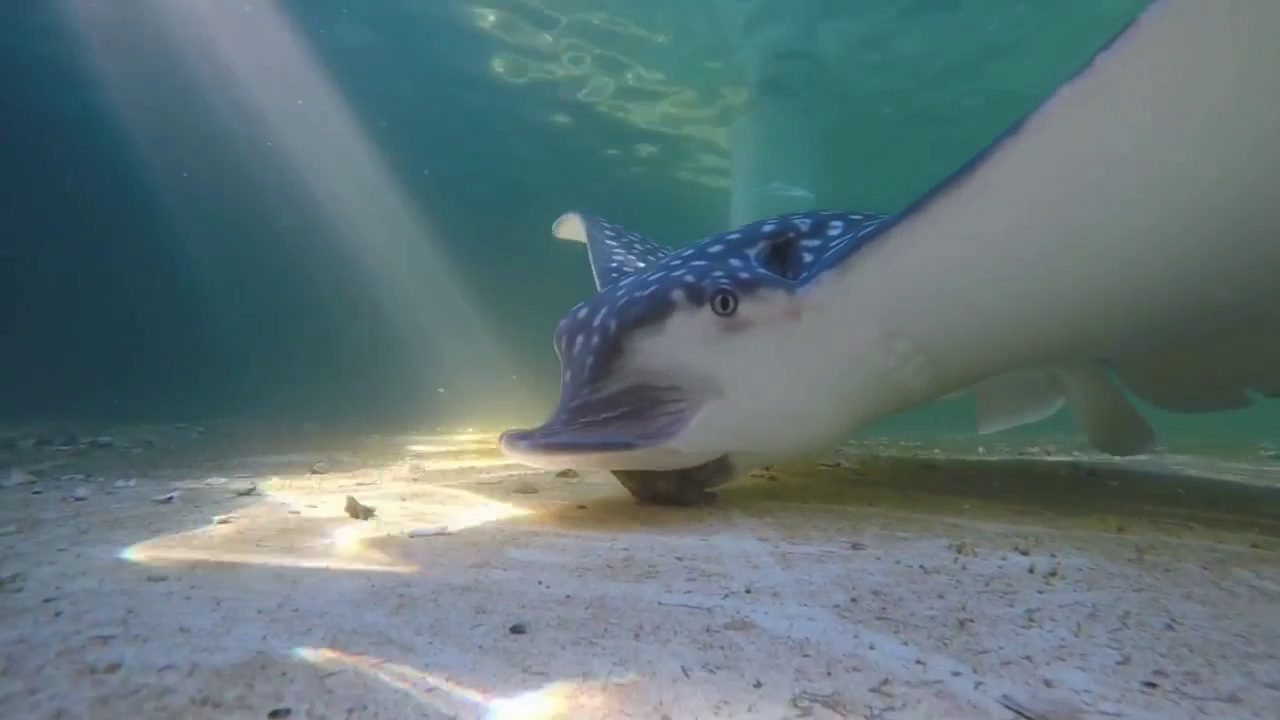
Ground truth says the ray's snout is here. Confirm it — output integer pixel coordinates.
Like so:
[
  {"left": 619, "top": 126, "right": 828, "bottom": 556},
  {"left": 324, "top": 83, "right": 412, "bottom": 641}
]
[
  {"left": 498, "top": 380, "right": 709, "bottom": 471},
  {"left": 498, "top": 424, "right": 637, "bottom": 460}
]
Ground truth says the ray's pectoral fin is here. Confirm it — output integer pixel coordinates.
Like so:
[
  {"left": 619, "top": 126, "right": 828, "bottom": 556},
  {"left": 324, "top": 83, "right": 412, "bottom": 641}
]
[
  {"left": 552, "top": 211, "right": 673, "bottom": 291},
  {"left": 973, "top": 364, "right": 1154, "bottom": 457}
]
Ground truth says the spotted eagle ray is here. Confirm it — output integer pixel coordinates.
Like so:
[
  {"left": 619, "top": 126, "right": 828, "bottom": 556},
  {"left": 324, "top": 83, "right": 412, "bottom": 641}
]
[{"left": 500, "top": 0, "right": 1280, "bottom": 505}]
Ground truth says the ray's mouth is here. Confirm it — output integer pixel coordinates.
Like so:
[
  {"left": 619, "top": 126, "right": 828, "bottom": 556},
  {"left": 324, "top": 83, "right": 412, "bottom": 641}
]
[{"left": 499, "top": 382, "right": 703, "bottom": 468}]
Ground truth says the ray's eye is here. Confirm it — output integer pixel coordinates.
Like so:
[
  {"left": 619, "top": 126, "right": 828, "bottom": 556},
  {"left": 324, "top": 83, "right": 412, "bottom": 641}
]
[{"left": 709, "top": 287, "right": 738, "bottom": 317}]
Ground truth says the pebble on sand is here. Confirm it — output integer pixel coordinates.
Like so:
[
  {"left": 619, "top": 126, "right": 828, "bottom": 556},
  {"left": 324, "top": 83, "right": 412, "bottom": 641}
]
[{"left": 344, "top": 495, "right": 375, "bottom": 520}]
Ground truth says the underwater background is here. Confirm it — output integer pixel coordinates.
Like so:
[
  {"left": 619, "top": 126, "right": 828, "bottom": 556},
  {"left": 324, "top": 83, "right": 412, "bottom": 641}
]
[{"left": 2, "top": 0, "right": 1275, "bottom": 454}]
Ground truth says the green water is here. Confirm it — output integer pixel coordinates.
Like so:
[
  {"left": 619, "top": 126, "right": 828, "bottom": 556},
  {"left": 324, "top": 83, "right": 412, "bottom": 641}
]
[{"left": 1, "top": 0, "right": 1274, "bottom": 453}]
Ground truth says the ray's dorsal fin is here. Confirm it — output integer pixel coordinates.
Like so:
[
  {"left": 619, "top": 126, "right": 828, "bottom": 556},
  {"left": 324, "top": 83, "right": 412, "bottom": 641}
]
[{"left": 552, "top": 211, "right": 673, "bottom": 291}]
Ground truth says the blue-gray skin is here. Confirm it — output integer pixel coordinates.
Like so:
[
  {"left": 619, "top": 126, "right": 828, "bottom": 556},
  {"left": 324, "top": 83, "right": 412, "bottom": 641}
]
[{"left": 501, "top": 209, "right": 890, "bottom": 504}]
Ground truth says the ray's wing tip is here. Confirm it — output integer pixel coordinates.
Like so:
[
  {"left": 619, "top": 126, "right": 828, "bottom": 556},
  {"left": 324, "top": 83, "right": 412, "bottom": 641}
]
[{"left": 552, "top": 211, "right": 589, "bottom": 244}]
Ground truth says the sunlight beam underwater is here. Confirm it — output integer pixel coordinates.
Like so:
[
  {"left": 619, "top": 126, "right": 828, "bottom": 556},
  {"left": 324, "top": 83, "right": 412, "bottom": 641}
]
[
  {"left": 500, "top": 0, "right": 1280, "bottom": 505},
  {"left": 65, "top": 0, "right": 525, "bottom": 417}
]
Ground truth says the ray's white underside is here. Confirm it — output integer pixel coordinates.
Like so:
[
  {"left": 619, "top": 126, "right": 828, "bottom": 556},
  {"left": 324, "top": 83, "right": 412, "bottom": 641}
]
[{"left": 797, "top": 0, "right": 1280, "bottom": 443}]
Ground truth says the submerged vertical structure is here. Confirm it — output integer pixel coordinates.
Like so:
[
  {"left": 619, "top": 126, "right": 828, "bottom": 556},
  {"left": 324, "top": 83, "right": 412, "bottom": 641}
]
[{"left": 723, "top": 0, "right": 825, "bottom": 225}]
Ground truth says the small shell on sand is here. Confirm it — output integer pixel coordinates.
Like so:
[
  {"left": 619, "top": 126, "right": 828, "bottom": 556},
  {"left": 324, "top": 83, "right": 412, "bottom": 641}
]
[{"left": 407, "top": 526, "right": 451, "bottom": 538}]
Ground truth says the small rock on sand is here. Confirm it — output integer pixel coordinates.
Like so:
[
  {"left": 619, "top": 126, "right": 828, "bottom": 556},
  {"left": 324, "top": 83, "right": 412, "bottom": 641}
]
[
  {"left": 344, "top": 495, "right": 375, "bottom": 520},
  {"left": 230, "top": 482, "right": 258, "bottom": 497},
  {"left": 2, "top": 468, "right": 34, "bottom": 488}
]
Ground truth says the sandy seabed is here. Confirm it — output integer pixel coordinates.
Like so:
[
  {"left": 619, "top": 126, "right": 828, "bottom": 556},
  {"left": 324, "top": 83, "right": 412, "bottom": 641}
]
[{"left": 1, "top": 424, "right": 1278, "bottom": 720}]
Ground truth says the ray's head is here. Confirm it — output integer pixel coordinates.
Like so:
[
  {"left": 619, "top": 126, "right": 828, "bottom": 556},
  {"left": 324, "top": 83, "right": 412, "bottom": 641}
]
[{"left": 499, "top": 210, "right": 890, "bottom": 471}]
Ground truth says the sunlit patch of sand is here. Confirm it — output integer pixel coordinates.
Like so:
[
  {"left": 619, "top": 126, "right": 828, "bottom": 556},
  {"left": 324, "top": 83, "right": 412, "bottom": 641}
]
[
  {"left": 118, "top": 498, "right": 419, "bottom": 574},
  {"left": 119, "top": 445, "right": 534, "bottom": 573},
  {"left": 405, "top": 440, "right": 496, "bottom": 455},
  {"left": 294, "top": 647, "right": 636, "bottom": 720},
  {"left": 407, "top": 456, "right": 525, "bottom": 472}
]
